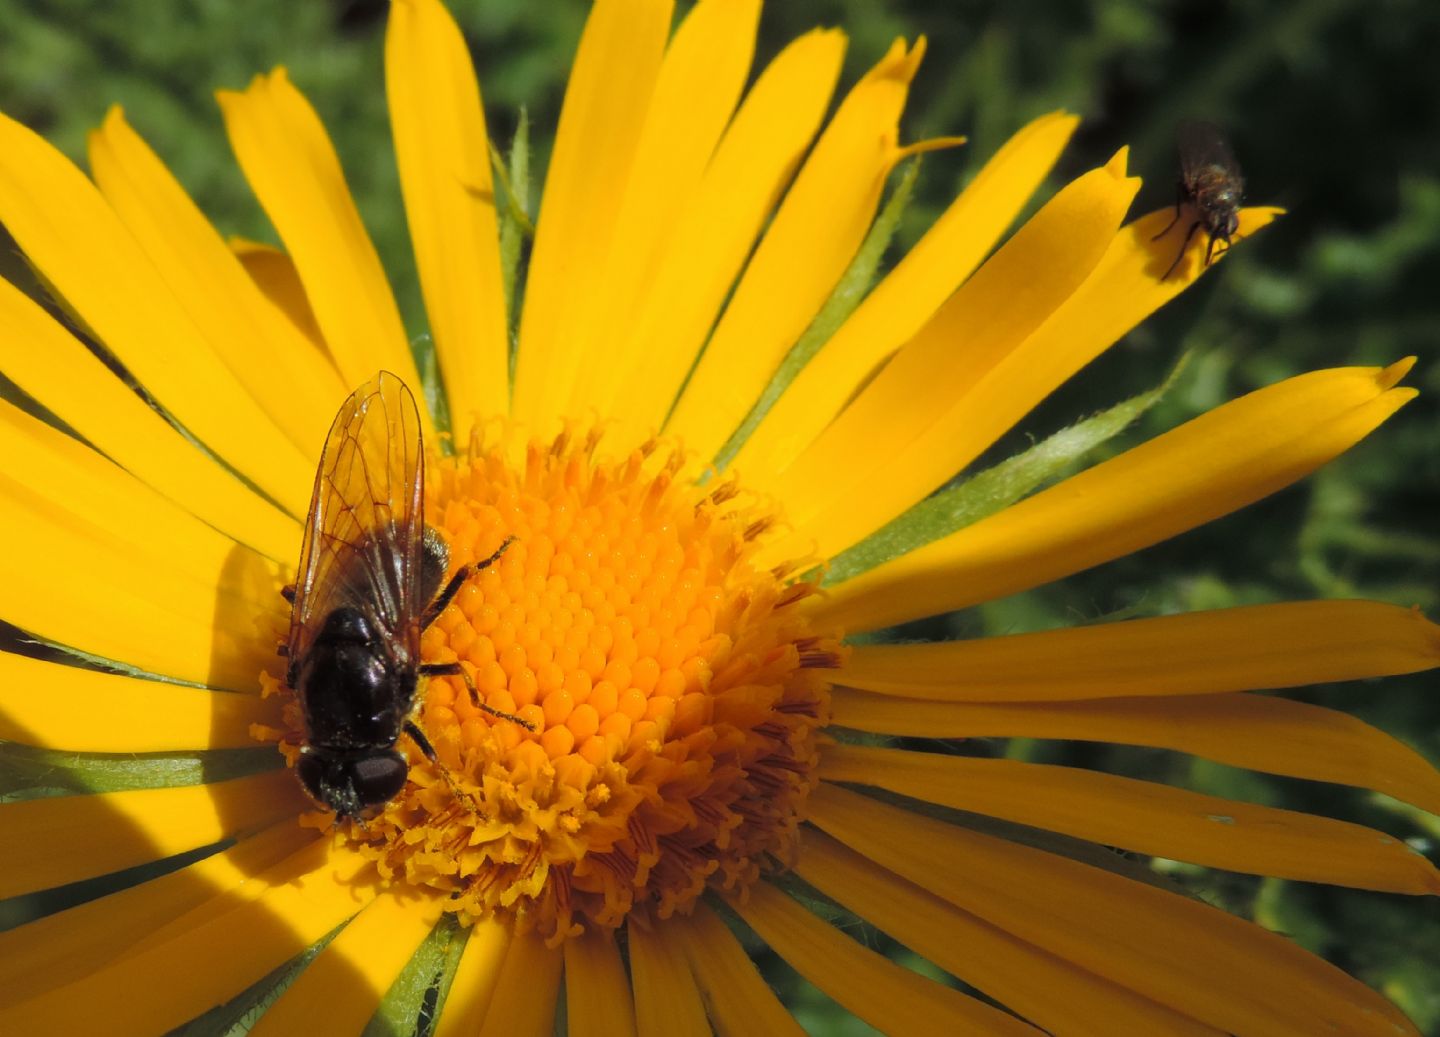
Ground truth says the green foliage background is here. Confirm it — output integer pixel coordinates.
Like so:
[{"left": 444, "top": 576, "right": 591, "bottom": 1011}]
[{"left": 2, "top": 0, "right": 1438, "bottom": 1032}]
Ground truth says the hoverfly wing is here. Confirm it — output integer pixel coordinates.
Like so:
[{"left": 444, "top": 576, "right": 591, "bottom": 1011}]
[
  {"left": 1177, "top": 119, "right": 1242, "bottom": 182},
  {"left": 287, "top": 371, "right": 426, "bottom": 673}
]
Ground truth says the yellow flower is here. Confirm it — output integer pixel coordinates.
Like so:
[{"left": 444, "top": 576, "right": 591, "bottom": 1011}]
[{"left": 0, "top": 0, "right": 1436, "bottom": 1034}]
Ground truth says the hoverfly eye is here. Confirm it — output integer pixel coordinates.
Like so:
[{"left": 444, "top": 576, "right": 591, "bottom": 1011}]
[
  {"left": 296, "top": 752, "right": 331, "bottom": 802},
  {"left": 350, "top": 752, "right": 410, "bottom": 807}
]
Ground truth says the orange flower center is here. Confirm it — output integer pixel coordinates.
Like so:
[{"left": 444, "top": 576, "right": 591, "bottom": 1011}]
[{"left": 278, "top": 426, "right": 839, "bottom": 941}]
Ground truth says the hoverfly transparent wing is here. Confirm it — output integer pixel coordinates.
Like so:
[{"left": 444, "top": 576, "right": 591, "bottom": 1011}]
[
  {"left": 1177, "top": 120, "right": 1242, "bottom": 186},
  {"left": 286, "top": 371, "right": 426, "bottom": 673}
]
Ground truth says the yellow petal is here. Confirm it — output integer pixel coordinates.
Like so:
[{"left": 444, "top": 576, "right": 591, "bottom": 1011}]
[
  {"left": 250, "top": 890, "right": 444, "bottom": 1036},
  {"left": 0, "top": 109, "right": 315, "bottom": 514},
  {"left": 0, "top": 840, "right": 378, "bottom": 1036},
  {"left": 230, "top": 236, "right": 328, "bottom": 348},
  {"left": 0, "top": 654, "right": 279, "bottom": 752},
  {"left": 628, "top": 920, "right": 710, "bottom": 1037},
  {"left": 734, "top": 109, "right": 1080, "bottom": 479},
  {"left": 510, "top": 0, "right": 674, "bottom": 431},
  {"left": 217, "top": 69, "right": 424, "bottom": 400},
  {"left": 732, "top": 881, "right": 1040, "bottom": 1036},
  {"left": 673, "top": 903, "right": 805, "bottom": 1036},
  {"left": 477, "top": 929, "right": 563, "bottom": 1037},
  {"left": 808, "top": 783, "right": 1418, "bottom": 1036},
  {"left": 766, "top": 150, "right": 1140, "bottom": 554},
  {"left": 816, "top": 360, "right": 1416, "bottom": 633},
  {"left": 0, "top": 771, "right": 301, "bottom": 900},
  {"left": 820, "top": 743, "right": 1440, "bottom": 893},
  {"left": 565, "top": 926, "right": 638, "bottom": 1037},
  {"left": 0, "top": 277, "right": 298, "bottom": 561},
  {"left": 432, "top": 915, "right": 511, "bottom": 1037},
  {"left": 564, "top": 0, "right": 761, "bottom": 418},
  {"left": 665, "top": 38, "right": 929, "bottom": 462},
  {"left": 840, "top": 600, "right": 1440, "bottom": 700},
  {"left": 829, "top": 687, "right": 1440, "bottom": 816},
  {"left": 0, "top": 396, "right": 283, "bottom": 612},
  {"left": 795, "top": 830, "right": 1226, "bottom": 1037},
  {"left": 386, "top": 0, "right": 508, "bottom": 436},
  {"left": 88, "top": 107, "right": 345, "bottom": 452},
  {"left": 603, "top": 28, "right": 846, "bottom": 448},
  {"left": 0, "top": 820, "right": 312, "bottom": 1004},
  {"left": 0, "top": 471, "right": 280, "bottom": 690}
]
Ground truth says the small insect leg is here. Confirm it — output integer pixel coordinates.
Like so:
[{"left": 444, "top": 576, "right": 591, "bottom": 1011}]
[
  {"left": 1162, "top": 220, "right": 1204, "bottom": 280},
  {"left": 420, "top": 660, "right": 536, "bottom": 730},
  {"left": 1205, "top": 231, "right": 1232, "bottom": 267},
  {"left": 1152, "top": 184, "right": 1187, "bottom": 241},
  {"left": 281, "top": 584, "right": 296, "bottom": 604}
]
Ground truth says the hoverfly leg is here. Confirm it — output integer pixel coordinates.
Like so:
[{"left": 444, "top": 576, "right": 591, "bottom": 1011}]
[
  {"left": 403, "top": 719, "right": 440, "bottom": 763},
  {"left": 420, "top": 660, "right": 536, "bottom": 731},
  {"left": 475, "top": 535, "right": 517, "bottom": 573},
  {"left": 281, "top": 583, "right": 296, "bottom": 605},
  {"left": 403, "top": 719, "right": 480, "bottom": 813},
  {"left": 1162, "top": 220, "right": 1204, "bottom": 280},
  {"left": 421, "top": 536, "right": 517, "bottom": 630},
  {"left": 276, "top": 643, "right": 289, "bottom": 658}
]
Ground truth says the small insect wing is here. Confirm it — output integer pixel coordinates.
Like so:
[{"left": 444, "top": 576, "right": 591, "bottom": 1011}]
[
  {"left": 1177, "top": 120, "right": 1241, "bottom": 183},
  {"left": 286, "top": 371, "right": 425, "bottom": 672}
]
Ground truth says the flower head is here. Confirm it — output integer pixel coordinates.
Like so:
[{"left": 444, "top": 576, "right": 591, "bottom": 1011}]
[{"left": 1, "top": 0, "right": 1437, "bottom": 1034}]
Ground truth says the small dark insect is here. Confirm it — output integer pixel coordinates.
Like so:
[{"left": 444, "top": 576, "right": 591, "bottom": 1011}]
[
  {"left": 1154, "top": 120, "right": 1245, "bottom": 279},
  {"left": 281, "top": 371, "right": 528, "bottom": 821}
]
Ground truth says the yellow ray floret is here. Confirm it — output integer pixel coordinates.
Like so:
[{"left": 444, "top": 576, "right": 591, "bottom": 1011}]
[
  {"left": 564, "top": 926, "right": 638, "bottom": 1037},
  {"left": 816, "top": 360, "right": 1416, "bottom": 632},
  {"left": 87, "top": 107, "right": 345, "bottom": 451},
  {"left": 0, "top": 653, "right": 279, "bottom": 752},
  {"left": 217, "top": 69, "right": 426, "bottom": 403},
  {"left": 512, "top": 0, "right": 674, "bottom": 429},
  {"left": 627, "top": 920, "right": 710, "bottom": 1037},
  {"left": 766, "top": 149, "right": 1141, "bottom": 553},
  {"left": 0, "top": 840, "right": 379, "bottom": 1036},
  {"left": 604, "top": 27, "right": 845, "bottom": 445},
  {"left": 386, "top": 0, "right": 510, "bottom": 436},
  {"left": 0, "top": 112, "right": 316, "bottom": 513},
  {"left": 0, "top": 397, "right": 284, "bottom": 613},
  {"left": 429, "top": 915, "right": 510, "bottom": 1037},
  {"left": 794, "top": 830, "right": 1224, "bottom": 1036},
  {"left": 734, "top": 108, "right": 1081, "bottom": 479},
  {"left": 468, "top": 928, "right": 563, "bottom": 1037},
  {"left": 562, "top": 0, "right": 762, "bottom": 421},
  {"left": 0, "top": 821, "right": 313, "bottom": 1003},
  {"left": 0, "top": 772, "right": 301, "bottom": 900},
  {"left": 820, "top": 743, "right": 1440, "bottom": 893},
  {"left": 732, "top": 881, "right": 1040, "bottom": 1036},
  {"left": 808, "top": 784, "right": 1417, "bottom": 1036},
  {"left": 673, "top": 903, "right": 806, "bottom": 1037},
  {"left": 839, "top": 599, "right": 1440, "bottom": 700},
  {"left": 666, "top": 37, "right": 942, "bottom": 462},
  {"left": 250, "top": 889, "right": 445, "bottom": 1035},
  {"left": 829, "top": 688, "right": 1440, "bottom": 815}
]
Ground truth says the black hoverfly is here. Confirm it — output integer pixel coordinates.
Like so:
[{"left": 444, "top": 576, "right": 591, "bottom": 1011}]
[
  {"left": 280, "top": 371, "right": 527, "bottom": 821},
  {"left": 1154, "top": 120, "right": 1245, "bottom": 279}
]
